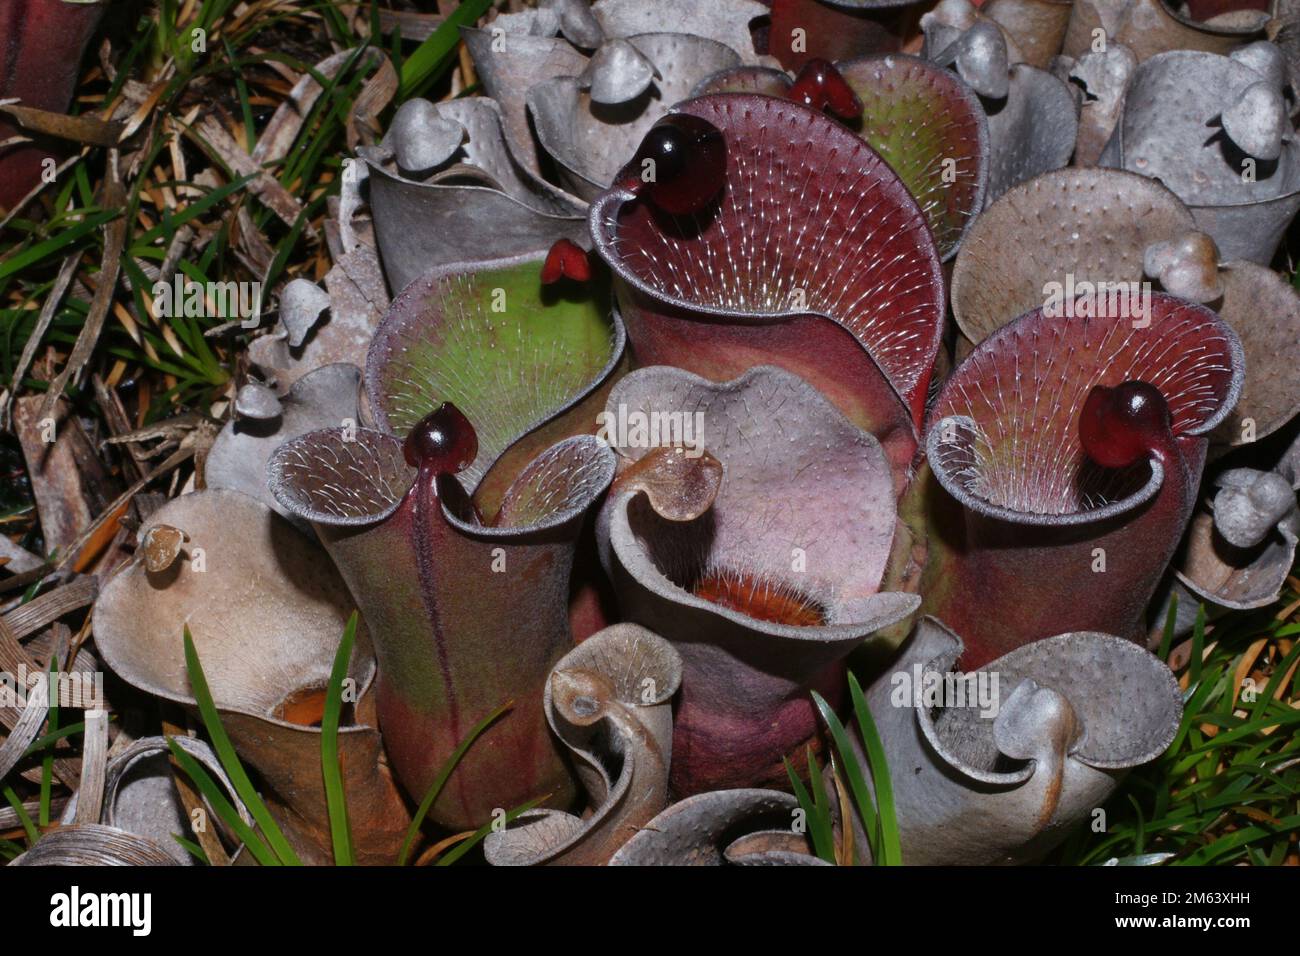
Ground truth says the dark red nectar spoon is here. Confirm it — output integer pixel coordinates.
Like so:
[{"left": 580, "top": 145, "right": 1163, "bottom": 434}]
[
  {"left": 404, "top": 402, "right": 478, "bottom": 475},
  {"left": 788, "top": 58, "right": 862, "bottom": 120},
  {"left": 541, "top": 238, "right": 592, "bottom": 285},
  {"left": 620, "top": 114, "right": 727, "bottom": 216},
  {"left": 1079, "top": 381, "right": 1174, "bottom": 468}
]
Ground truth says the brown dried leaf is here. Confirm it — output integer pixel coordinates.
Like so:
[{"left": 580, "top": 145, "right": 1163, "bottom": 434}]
[
  {"left": 192, "top": 115, "right": 305, "bottom": 230},
  {"left": 39, "top": 169, "right": 128, "bottom": 422},
  {"left": 0, "top": 102, "right": 123, "bottom": 147}
]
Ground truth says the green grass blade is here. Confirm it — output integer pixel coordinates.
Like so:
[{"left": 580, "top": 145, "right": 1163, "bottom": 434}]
[
  {"left": 2, "top": 785, "right": 40, "bottom": 846},
  {"left": 259, "top": 197, "right": 324, "bottom": 294},
  {"left": 182, "top": 626, "right": 301, "bottom": 865},
  {"left": 804, "top": 746, "right": 839, "bottom": 862},
  {"left": 1127, "top": 794, "right": 1146, "bottom": 854},
  {"left": 397, "top": 699, "right": 513, "bottom": 865},
  {"left": 436, "top": 796, "right": 548, "bottom": 867},
  {"left": 784, "top": 754, "right": 836, "bottom": 863},
  {"left": 129, "top": 174, "right": 256, "bottom": 247},
  {"left": 39, "top": 655, "right": 58, "bottom": 827},
  {"left": 165, "top": 736, "right": 278, "bottom": 866},
  {"left": 1189, "top": 603, "right": 1206, "bottom": 688},
  {"left": 172, "top": 832, "right": 210, "bottom": 865},
  {"left": 398, "top": 0, "right": 491, "bottom": 97},
  {"left": 1252, "top": 638, "right": 1300, "bottom": 720},
  {"left": 1184, "top": 705, "right": 1300, "bottom": 751},
  {"left": 1181, "top": 813, "right": 1300, "bottom": 865},
  {"left": 0, "top": 211, "right": 117, "bottom": 282},
  {"left": 810, "top": 688, "right": 876, "bottom": 861},
  {"left": 224, "top": 37, "right": 257, "bottom": 148},
  {"left": 321, "top": 611, "right": 357, "bottom": 866},
  {"left": 1157, "top": 590, "right": 1178, "bottom": 662},
  {"left": 22, "top": 719, "right": 87, "bottom": 756},
  {"left": 848, "top": 672, "right": 902, "bottom": 865}
]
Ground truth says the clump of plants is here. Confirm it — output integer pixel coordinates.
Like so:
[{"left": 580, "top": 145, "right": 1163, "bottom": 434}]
[{"left": 1, "top": 0, "right": 1297, "bottom": 868}]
